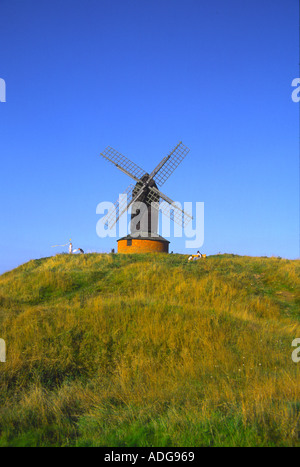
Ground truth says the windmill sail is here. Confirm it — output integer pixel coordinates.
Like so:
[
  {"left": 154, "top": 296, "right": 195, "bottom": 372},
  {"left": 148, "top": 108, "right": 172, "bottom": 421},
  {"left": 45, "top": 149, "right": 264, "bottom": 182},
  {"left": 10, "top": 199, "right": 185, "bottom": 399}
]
[
  {"left": 100, "top": 147, "right": 146, "bottom": 182},
  {"left": 101, "top": 183, "right": 135, "bottom": 228},
  {"left": 146, "top": 186, "right": 193, "bottom": 228},
  {"left": 100, "top": 141, "right": 192, "bottom": 235},
  {"left": 152, "top": 142, "right": 190, "bottom": 188}
]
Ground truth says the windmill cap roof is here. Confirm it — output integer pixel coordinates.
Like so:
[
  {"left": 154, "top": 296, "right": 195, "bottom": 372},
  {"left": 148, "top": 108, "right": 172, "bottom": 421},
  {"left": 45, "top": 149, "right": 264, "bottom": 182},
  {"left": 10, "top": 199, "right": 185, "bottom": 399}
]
[{"left": 117, "top": 233, "right": 170, "bottom": 243}]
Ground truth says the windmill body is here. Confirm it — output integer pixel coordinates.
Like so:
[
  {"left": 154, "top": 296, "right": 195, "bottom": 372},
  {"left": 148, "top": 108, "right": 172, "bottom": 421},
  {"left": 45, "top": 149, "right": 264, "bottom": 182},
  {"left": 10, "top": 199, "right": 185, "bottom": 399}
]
[
  {"left": 100, "top": 142, "right": 192, "bottom": 253},
  {"left": 130, "top": 173, "right": 160, "bottom": 236}
]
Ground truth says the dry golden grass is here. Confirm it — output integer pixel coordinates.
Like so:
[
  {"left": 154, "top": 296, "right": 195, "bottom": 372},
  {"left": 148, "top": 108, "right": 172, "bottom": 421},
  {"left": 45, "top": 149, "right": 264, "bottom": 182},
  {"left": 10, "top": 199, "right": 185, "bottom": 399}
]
[{"left": 0, "top": 253, "right": 299, "bottom": 446}]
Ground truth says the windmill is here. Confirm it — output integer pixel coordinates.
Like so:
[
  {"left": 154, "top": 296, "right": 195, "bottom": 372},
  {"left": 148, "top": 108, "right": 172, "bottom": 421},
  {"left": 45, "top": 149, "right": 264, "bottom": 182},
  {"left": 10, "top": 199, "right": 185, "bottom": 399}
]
[{"left": 100, "top": 141, "right": 192, "bottom": 253}]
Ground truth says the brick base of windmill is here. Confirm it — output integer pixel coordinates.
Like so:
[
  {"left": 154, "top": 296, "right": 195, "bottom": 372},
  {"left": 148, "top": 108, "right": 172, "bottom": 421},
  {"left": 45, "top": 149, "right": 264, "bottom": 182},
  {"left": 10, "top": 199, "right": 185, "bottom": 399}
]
[{"left": 117, "top": 233, "right": 169, "bottom": 253}]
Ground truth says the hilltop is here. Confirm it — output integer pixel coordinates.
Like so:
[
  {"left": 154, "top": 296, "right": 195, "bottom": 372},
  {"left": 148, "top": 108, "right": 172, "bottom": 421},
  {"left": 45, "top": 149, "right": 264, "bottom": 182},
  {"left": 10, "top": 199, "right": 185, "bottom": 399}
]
[{"left": 0, "top": 253, "right": 299, "bottom": 446}]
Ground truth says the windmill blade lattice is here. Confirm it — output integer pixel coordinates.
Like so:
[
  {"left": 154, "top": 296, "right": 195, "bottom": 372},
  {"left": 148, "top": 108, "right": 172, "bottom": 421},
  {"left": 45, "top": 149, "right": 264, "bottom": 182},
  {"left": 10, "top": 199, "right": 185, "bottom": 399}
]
[
  {"left": 147, "top": 186, "right": 193, "bottom": 228},
  {"left": 99, "top": 141, "right": 193, "bottom": 236},
  {"left": 101, "top": 183, "right": 135, "bottom": 228},
  {"left": 153, "top": 142, "right": 190, "bottom": 188},
  {"left": 100, "top": 146, "right": 146, "bottom": 182}
]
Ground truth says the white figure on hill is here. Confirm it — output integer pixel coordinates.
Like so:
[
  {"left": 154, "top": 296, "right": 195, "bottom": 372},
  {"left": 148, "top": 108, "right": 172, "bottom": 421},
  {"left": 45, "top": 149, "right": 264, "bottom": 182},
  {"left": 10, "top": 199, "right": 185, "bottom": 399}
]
[
  {"left": 188, "top": 251, "right": 203, "bottom": 261},
  {"left": 69, "top": 241, "right": 73, "bottom": 254}
]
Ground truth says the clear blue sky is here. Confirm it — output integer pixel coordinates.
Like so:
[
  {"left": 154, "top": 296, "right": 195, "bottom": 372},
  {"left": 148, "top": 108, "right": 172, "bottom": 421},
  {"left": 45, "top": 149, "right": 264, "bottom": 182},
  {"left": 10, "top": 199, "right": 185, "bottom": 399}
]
[{"left": 0, "top": 0, "right": 299, "bottom": 273}]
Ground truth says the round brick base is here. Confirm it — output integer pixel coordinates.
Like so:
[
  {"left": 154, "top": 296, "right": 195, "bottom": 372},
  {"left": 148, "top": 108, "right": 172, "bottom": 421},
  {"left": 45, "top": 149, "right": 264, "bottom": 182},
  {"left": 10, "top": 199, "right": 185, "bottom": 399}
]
[{"left": 117, "top": 235, "right": 169, "bottom": 253}]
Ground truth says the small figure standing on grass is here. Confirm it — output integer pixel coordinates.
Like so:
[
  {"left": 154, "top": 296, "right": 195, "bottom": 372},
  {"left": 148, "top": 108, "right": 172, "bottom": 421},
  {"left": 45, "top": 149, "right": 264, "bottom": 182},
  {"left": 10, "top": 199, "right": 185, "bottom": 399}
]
[{"left": 69, "top": 241, "right": 73, "bottom": 254}]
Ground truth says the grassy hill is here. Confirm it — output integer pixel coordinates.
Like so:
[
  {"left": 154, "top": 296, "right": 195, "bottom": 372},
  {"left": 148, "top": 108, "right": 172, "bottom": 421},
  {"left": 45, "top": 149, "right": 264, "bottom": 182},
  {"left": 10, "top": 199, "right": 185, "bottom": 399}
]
[{"left": 0, "top": 252, "right": 299, "bottom": 447}]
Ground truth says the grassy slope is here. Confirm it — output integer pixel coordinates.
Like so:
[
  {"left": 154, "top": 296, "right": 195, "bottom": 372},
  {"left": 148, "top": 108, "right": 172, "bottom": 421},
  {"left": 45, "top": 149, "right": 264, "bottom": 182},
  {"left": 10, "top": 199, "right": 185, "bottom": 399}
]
[{"left": 0, "top": 253, "right": 299, "bottom": 447}]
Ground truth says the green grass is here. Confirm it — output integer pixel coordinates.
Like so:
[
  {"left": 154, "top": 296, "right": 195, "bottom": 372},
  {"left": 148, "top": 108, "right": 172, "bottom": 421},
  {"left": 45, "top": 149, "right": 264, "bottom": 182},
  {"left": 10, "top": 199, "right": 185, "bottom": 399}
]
[{"left": 0, "top": 252, "right": 299, "bottom": 446}]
